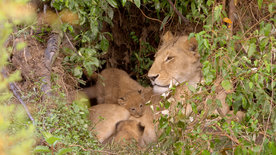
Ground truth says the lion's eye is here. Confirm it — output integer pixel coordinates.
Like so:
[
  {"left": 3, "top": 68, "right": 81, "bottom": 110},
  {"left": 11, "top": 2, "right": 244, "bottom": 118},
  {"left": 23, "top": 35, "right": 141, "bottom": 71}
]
[
  {"left": 131, "top": 108, "right": 135, "bottom": 111},
  {"left": 165, "top": 56, "right": 174, "bottom": 62},
  {"left": 140, "top": 104, "right": 143, "bottom": 108}
]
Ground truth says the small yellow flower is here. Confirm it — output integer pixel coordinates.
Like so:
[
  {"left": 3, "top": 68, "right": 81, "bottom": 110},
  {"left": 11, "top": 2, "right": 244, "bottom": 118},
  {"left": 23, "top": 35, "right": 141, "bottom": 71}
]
[{"left": 223, "top": 18, "right": 232, "bottom": 24}]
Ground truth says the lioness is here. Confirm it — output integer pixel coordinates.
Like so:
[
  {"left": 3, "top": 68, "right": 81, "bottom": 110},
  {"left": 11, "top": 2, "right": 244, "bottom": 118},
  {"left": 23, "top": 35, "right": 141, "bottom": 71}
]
[
  {"left": 89, "top": 104, "right": 130, "bottom": 143},
  {"left": 104, "top": 120, "right": 145, "bottom": 146},
  {"left": 148, "top": 31, "right": 232, "bottom": 117}
]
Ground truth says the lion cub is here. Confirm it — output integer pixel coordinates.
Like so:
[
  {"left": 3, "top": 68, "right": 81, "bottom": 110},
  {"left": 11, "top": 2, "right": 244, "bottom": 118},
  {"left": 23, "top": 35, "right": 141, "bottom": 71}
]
[
  {"left": 104, "top": 120, "right": 145, "bottom": 146},
  {"left": 96, "top": 68, "right": 145, "bottom": 104},
  {"left": 129, "top": 105, "right": 157, "bottom": 147},
  {"left": 86, "top": 68, "right": 150, "bottom": 118},
  {"left": 89, "top": 104, "right": 130, "bottom": 143},
  {"left": 117, "top": 90, "right": 146, "bottom": 118}
]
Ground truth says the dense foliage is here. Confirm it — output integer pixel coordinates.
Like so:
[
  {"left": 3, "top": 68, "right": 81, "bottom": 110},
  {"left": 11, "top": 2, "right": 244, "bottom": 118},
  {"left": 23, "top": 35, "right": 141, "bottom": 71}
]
[{"left": 1, "top": 0, "right": 275, "bottom": 154}]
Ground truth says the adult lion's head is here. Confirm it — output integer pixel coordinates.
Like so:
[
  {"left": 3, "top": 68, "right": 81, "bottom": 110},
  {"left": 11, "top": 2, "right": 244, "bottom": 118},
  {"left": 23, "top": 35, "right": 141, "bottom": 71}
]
[{"left": 148, "top": 31, "right": 202, "bottom": 94}]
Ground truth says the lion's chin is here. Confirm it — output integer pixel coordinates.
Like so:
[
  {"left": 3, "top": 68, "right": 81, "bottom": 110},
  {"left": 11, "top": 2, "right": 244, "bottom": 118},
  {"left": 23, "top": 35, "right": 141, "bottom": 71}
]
[{"left": 153, "top": 85, "right": 169, "bottom": 94}]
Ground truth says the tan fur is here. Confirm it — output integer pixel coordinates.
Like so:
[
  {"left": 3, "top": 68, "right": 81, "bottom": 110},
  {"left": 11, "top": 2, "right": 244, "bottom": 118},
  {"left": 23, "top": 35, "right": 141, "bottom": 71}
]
[
  {"left": 129, "top": 105, "right": 157, "bottom": 147},
  {"left": 89, "top": 104, "right": 130, "bottom": 143},
  {"left": 106, "top": 120, "right": 145, "bottom": 146}
]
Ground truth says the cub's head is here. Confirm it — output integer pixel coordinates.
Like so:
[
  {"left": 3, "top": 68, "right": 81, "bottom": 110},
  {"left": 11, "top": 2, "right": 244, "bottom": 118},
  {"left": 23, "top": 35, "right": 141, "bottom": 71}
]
[
  {"left": 118, "top": 89, "right": 146, "bottom": 118},
  {"left": 113, "top": 120, "right": 145, "bottom": 145},
  {"left": 148, "top": 31, "right": 202, "bottom": 94}
]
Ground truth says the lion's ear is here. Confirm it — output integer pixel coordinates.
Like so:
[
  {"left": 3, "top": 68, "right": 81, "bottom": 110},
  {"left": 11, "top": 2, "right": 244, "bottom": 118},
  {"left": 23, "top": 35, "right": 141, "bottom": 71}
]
[
  {"left": 162, "top": 31, "right": 174, "bottom": 43},
  {"left": 182, "top": 37, "right": 198, "bottom": 52}
]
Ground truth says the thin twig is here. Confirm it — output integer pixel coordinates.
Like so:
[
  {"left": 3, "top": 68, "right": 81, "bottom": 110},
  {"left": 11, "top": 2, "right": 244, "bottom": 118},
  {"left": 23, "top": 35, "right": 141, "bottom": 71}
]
[
  {"left": 138, "top": 8, "right": 162, "bottom": 23},
  {"left": 242, "top": 11, "right": 276, "bottom": 38},
  {"left": 167, "top": 0, "right": 189, "bottom": 24},
  {"left": 214, "top": 124, "right": 240, "bottom": 145},
  {"left": 1, "top": 69, "right": 35, "bottom": 126}
]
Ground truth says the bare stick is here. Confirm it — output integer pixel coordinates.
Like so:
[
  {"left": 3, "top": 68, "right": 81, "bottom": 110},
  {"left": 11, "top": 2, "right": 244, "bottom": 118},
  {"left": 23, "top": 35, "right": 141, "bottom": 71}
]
[
  {"left": 167, "top": 0, "right": 189, "bottom": 24},
  {"left": 138, "top": 8, "right": 162, "bottom": 23},
  {"left": 1, "top": 69, "right": 35, "bottom": 126}
]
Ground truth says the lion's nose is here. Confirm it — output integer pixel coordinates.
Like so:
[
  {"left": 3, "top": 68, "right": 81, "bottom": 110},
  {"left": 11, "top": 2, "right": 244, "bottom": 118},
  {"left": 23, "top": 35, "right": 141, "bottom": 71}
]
[{"left": 149, "top": 74, "right": 159, "bottom": 82}]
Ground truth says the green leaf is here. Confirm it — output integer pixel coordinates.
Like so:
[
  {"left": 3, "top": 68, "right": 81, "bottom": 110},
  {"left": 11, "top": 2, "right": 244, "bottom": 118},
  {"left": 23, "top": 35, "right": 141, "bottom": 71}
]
[
  {"left": 262, "top": 23, "right": 271, "bottom": 36},
  {"left": 100, "top": 37, "right": 109, "bottom": 52},
  {"left": 121, "top": 0, "right": 127, "bottom": 7},
  {"left": 134, "top": 0, "right": 141, "bottom": 8},
  {"left": 33, "top": 146, "right": 50, "bottom": 153},
  {"left": 248, "top": 43, "right": 256, "bottom": 58},
  {"left": 7, "top": 70, "right": 21, "bottom": 82},
  {"left": 249, "top": 82, "right": 253, "bottom": 89},
  {"left": 214, "top": 5, "right": 222, "bottom": 22},
  {"left": 73, "top": 66, "right": 83, "bottom": 78},
  {"left": 56, "top": 148, "right": 72, "bottom": 155},
  {"left": 221, "top": 80, "right": 232, "bottom": 91},
  {"left": 107, "top": 8, "right": 114, "bottom": 19},
  {"left": 258, "top": 0, "right": 263, "bottom": 9},
  {"left": 269, "top": 142, "right": 276, "bottom": 154},
  {"left": 268, "top": 3, "right": 275, "bottom": 14},
  {"left": 202, "top": 150, "right": 211, "bottom": 155},
  {"left": 191, "top": 102, "right": 198, "bottom": 114},
  {"left": 16, "top": 42, "right": 26, "bottom": 51},
  {"left": 107, "top": 0, "right": 118, "bottom": 8},
  {"left": 207, "top": 0, "right": 213, "bottom": 6},
  {"left": 155, "top": 0, "right": 160, "bottom": 11},
  {"left": 160, "top": 15, "right": 169, "bottom": 30},
  {"left": 191, "top": 2, "right": 196, "bottom": 16},
  {"left": 260, "top": 38, "right": 269, "bottom": 52},
  {"left": 46, "top": 136, "right": 61, "bottom": 145}
]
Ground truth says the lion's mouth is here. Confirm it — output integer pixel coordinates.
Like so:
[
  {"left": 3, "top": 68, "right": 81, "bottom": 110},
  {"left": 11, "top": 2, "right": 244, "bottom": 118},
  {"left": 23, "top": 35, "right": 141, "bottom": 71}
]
[
  {"left": 153, "top": 84, "right": 169, "bottom": 88},
  {"left": 152, "top": 84, "right": 170, "bottom": 94}
]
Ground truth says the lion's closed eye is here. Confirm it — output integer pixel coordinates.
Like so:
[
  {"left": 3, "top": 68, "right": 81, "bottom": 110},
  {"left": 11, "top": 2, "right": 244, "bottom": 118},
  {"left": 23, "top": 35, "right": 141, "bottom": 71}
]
[{"left": 165, "top": 56, "right": 174, "bottom": 62}]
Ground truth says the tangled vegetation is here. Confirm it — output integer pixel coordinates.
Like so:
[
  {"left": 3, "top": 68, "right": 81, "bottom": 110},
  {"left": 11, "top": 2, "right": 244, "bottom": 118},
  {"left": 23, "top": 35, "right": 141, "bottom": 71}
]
[{"left": 1, "top": 0, "right": 275, "bottom": 154}]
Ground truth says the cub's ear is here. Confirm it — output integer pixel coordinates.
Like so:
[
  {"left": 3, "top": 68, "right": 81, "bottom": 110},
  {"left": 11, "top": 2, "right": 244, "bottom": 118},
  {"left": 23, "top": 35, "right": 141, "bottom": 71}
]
[
  {"left": 162, "top": 31, "right": 174, "bottom": 43},
  {"left": 118, "top": 97, "right": 126, "bottom": 105}
]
